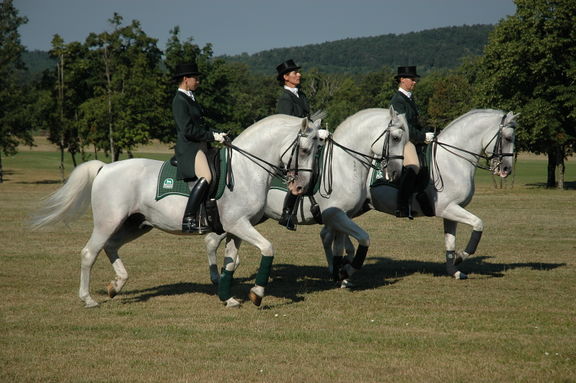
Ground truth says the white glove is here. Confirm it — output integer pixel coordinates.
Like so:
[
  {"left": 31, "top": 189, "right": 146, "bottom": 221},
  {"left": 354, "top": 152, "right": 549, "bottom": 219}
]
[
  {"left": 425, "top": 132, "right": 435, "bottom": 144},
  {"left": 213, "top": 132, "right": 227, "bottom": 143},
  {"left": 318, "top": 129, "right": 330, "bottom": 140}
]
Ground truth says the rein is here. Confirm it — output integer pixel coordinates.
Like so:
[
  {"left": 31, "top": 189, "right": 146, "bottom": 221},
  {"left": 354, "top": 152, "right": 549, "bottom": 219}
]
[
  {"left": 431, "top": 113, "right": 514, "bottom": 191},
  {"left": 222, "top": 131, "right": 313, "bottom": 191},
  {"left": 320, "top": 122, "right": 403, "bottom": 197}
]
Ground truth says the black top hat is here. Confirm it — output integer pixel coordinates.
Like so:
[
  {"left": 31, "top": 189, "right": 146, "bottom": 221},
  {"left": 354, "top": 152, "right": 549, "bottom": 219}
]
[
  {"left": 276, "top": 59, "right": 301, "bottom": 80},
  {"left": 172, "top": 63, "right": 201, "bottom": 80},
  {"left": 395, "top": 66, "right": 420, "bottom": 79}
]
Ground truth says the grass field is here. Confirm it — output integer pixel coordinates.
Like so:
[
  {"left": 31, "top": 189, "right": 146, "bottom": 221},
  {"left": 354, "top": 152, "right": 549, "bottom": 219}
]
[{"left": 1, "top": 146, "right": 575, "bottom": 383}]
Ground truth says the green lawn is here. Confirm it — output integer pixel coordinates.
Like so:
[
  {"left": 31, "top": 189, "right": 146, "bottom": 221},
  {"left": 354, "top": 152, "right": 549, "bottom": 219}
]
[{"left": 1, "top": 149, "right": 575, "bottom": 383}]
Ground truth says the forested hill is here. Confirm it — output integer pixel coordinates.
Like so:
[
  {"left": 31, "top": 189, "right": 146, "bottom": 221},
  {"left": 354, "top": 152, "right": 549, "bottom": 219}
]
[
  {"left": 224, "top": 24, "right": 494, "bottom": 74},
  {"left": 22, "top": 24, "right": 493, "bottom": 76}
]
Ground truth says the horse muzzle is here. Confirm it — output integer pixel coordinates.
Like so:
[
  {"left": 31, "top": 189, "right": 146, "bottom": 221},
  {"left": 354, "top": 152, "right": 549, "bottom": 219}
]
[{"left": 287, "top": 173, "right": 308, "bottom": 196}]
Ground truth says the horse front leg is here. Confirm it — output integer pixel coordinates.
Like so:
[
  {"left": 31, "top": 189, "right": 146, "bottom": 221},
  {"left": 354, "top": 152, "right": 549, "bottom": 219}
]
[
  {"left": 440, "top": 204, "right": 484, "bottom": 279},
  {"left": 217, "top": 235, "right": 243, "bottom": 308},
  {"left": 204, "top": 232, "right": 228, "bottom": 285},
  {"left": 226, "top": 218, "right": 274, "bottom": 307},
  {"left": 322, "top": 207, "right": 370, "bottom": 284}
]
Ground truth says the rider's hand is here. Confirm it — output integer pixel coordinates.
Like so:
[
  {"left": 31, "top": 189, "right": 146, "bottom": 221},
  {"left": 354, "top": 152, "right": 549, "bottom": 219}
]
[
  {"left": 425, "top": 132, "right": 435, "bottom": 144},
  {"left": 213, "top": 132, "right": 227, "bottom": 143},
  {"left": 318, "top": 129, "right": 329, "bottom": 140}
]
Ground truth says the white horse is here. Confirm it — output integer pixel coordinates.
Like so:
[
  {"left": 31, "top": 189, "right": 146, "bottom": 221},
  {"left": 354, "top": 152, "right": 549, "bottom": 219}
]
[
  {"left": 322, "top": 109, "right": 518, "bottom": 281},
  {"left": 205, "top": 108, "right": 408, "bottom": 286},
  {"left": 31, "top": 115, "right": 321, "bottom": 308}
]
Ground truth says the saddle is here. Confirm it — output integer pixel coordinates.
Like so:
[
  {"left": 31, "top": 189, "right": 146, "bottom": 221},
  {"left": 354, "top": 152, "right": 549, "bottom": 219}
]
[
  {"left": 164, "top": 148, "right": 228, "bottom": 234},
  {"left": 370, "top": 148, "right": 435, "bottom": 217}
]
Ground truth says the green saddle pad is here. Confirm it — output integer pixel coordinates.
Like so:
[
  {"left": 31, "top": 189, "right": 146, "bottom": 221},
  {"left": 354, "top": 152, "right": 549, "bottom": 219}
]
[{"left": 156, "top": 149, "right": 228, "bottom": 200}]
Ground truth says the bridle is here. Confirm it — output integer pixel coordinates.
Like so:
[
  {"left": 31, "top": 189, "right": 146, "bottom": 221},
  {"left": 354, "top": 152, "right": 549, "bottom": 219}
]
[
  {"left": 320, "top": 119, "right": 404, "bottom": 197},
  {"left": 431, "top": 113, "right": 515, "bottom": 191},
  {"left": 222, "top": 129, "right": 315, "bottom": 191}
]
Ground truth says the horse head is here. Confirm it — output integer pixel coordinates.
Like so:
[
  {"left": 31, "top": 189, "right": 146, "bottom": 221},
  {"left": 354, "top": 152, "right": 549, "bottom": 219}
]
[
  {"left": 282, "top": 117, "right": 320, "bottom": 196},
  {"left": 371, "top": 107, "right": 407, "bottom": 182},
  {"left": 489, "top": 111, "right": 518, "bottom": 178}
]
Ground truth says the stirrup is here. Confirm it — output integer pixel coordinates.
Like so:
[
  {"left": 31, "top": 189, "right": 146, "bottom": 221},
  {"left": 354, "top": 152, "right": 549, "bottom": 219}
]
[
  {"left": 182, "top": 217, "right": 211, "bottom": 234},
  {"left": 395, "top": 204, "right": 413, "bottom": 220}
]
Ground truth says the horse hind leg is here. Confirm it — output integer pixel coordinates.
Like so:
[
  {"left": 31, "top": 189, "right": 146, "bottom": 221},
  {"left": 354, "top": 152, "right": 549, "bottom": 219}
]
[
  {"left": 80, "top": 233, "right": 109, "bottom": 308},
  {"left": 104, "top": 214, "right": 153, "bottom": 299}
]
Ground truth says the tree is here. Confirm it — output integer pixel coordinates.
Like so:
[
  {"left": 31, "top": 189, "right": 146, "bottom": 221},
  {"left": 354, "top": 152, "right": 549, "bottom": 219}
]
[
  {"left": 474, "top": 0, "right": 576, "bottom": 188},
  {"left": 83, "top": 14, "right": 166, "bottom": 161},
  {"left": 0, "top": 0, "right": 33, "bottom": 182}
]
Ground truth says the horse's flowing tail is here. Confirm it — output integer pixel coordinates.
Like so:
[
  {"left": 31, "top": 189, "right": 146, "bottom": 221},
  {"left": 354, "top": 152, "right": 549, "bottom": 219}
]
[{"left": 30, "top": 160, "right": 105, "bottom": 230}]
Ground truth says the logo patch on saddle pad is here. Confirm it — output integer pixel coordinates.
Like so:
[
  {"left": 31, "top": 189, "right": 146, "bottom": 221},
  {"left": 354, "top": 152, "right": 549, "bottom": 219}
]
[
  {"left": 156, "top": 163, "right": 189, "bottom": 200},
  {"left": 163, "top": 177, "right": 175, "bottom": 189}
]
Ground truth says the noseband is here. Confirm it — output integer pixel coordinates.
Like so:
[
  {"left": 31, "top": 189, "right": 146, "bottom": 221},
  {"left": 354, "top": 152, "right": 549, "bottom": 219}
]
[{"left": 283, "top": 131, "right": 314, "bottom": 183}]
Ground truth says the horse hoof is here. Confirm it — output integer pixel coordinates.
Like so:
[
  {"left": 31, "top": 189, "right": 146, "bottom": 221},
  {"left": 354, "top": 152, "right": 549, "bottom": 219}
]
[
  {"left": 225, "top": 298, "right": 240, "bottom": 308},
  {"left": 340, "top": 279, "right": 354, "bottom": 289},
  {"left": 454, "top": 251, "right": 469, "bottom": 265},
  {"left": 453, "top": 271, "right": 468, "bottom": 280},
  {"left": 248, "top": 289, "right": 262, "bottom": 307},
  {"left": 84, "top": 300, "right": 99, "bottom": 308},
  {"left": 107, "top": 283, "right": 117, "bottom": 298}
]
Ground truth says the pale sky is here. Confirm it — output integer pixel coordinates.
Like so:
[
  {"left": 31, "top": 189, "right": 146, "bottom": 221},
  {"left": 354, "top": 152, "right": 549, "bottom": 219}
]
[{"left": 15, "top": 0, "right": 516, "bottom": 56}]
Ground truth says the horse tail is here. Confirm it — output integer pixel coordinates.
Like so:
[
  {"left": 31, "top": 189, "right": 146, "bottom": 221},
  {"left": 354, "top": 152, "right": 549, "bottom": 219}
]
[{"left": 30, "top": 160, "right": 106, "bottom": 230}]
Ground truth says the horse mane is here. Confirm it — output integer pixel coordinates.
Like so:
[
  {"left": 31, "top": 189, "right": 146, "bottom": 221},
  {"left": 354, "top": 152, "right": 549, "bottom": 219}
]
[{"left": 441, "top": 109, "right": 502, "bottom": 133}]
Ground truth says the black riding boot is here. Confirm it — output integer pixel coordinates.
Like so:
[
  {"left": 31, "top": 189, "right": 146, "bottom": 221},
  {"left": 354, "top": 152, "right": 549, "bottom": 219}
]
[
  {"left": 278, "top": 193, "right": 298, "bottom": 231},
  {"left": 182, "top": 177, "right": 211, "bottom": 234},
  {"left": 396, "top": 168, "right": 417, "bottom": 220}
]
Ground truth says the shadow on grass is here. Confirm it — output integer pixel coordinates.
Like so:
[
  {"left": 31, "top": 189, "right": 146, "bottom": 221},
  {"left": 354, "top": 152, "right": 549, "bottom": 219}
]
[
  {"left": 115, "top": 256, "right": 565, "bottom": 306},
  {"left": 525, "top": 181, "right": 576, "bottom": 190}
]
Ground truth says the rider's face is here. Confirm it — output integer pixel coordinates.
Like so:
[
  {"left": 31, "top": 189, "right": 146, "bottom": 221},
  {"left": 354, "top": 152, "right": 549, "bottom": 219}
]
[
  {"left": 184, "top": 75, "right": 200, "bottom": 91},
  {"left": 399, "top": 77, "right": 417, "bottom": 92},
  {"left": 283, "top": 70, "right": 301, "bottom": 88}
]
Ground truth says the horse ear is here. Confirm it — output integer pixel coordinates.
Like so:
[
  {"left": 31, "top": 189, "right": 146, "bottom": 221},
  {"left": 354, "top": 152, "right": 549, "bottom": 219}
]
[
  {"left": 390, "top": 105, "right": 397, "bottom": 118},
  {"left": 506, "top": 111, "right": 520, "bottom": 123},
  {"left": 300, "top": 118, "right": 309, "bottom": 133}
]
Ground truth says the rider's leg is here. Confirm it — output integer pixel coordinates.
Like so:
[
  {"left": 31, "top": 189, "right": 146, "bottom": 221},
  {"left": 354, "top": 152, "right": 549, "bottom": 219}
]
[
  {"left": 278, "top": 192, "right": 298, "bottom": 231},
  {"left": 182, "top": 149, "right": 211, "bottom": 233},
  {"left": 396, "top": 142, "right": 420, "bottom": 220}
]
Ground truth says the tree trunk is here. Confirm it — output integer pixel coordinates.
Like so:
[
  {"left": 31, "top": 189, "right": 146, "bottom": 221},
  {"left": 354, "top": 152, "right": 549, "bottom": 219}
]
[
  {"left": 59, "top": 145, "right": 65, "bottom": 183},
  {"left": 104, "top": 45, "right": 115, "bottom": 162},
  {"left": 546, "top": 147, "right": 557, "bottom": 188},
  {"left": 0, "top": 152, "right": 3, "bottom": 183},
  {"left": 557, "top": 147, "right": 565, "bottom": 190}
]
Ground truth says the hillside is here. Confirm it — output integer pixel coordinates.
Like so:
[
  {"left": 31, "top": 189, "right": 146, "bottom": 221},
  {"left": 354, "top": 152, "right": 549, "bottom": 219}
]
[
  {"left": 22, "top": 24, "right": 493, "bottom": 77},
  {"left": 223, "top": 24, "right": 493, "bottom": 74}
]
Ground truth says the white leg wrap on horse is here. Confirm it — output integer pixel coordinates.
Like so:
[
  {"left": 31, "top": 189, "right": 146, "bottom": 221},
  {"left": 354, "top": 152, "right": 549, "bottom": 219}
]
[{"left": 225, "top": 297, "right": 240, "bottom": 308}]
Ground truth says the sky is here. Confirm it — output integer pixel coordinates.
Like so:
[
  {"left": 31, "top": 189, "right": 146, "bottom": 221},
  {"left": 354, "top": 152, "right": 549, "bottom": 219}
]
[{"left": 15, "top": 0, "right": 516, "bottom": 57}]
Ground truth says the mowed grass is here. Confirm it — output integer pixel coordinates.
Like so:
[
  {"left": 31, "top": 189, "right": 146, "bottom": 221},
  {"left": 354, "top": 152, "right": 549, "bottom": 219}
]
[{"left": 1, "top": 148, "right": 575, "bottom": 383}]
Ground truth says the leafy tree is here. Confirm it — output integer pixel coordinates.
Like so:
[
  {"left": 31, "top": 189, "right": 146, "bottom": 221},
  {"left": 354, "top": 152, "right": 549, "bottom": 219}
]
[
  {"left": 0, "top": 0, "right": 33, "bottom": 182},
  {"left": 474, "top": 0, "right": 576, "bottom": 188},
  {"left": 83, "top": 13, "right": 165, "bottom": 161},
  {"left": 425, "top": 69, "right": 476, "bottom": 130}
]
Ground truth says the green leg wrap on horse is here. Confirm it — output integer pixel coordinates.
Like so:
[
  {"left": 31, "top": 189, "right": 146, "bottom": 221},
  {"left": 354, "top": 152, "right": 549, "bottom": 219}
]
[
  {"left": 218, "top": 269, "right": 234, "bottom": 301},
  {"left": 255, "top": 256, "right": 274, "bottom": 287}
]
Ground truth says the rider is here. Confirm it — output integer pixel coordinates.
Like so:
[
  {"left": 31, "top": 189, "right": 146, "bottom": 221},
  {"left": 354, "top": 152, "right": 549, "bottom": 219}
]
[
  {"left": 275, "top": 59, "right": 310, "bottom": 231},
  {"left": 172, "top": 62, "right": 227, "bottom": 233},
  {"left": 390, "top": 66, "right": 434, "bottom": 219}
]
